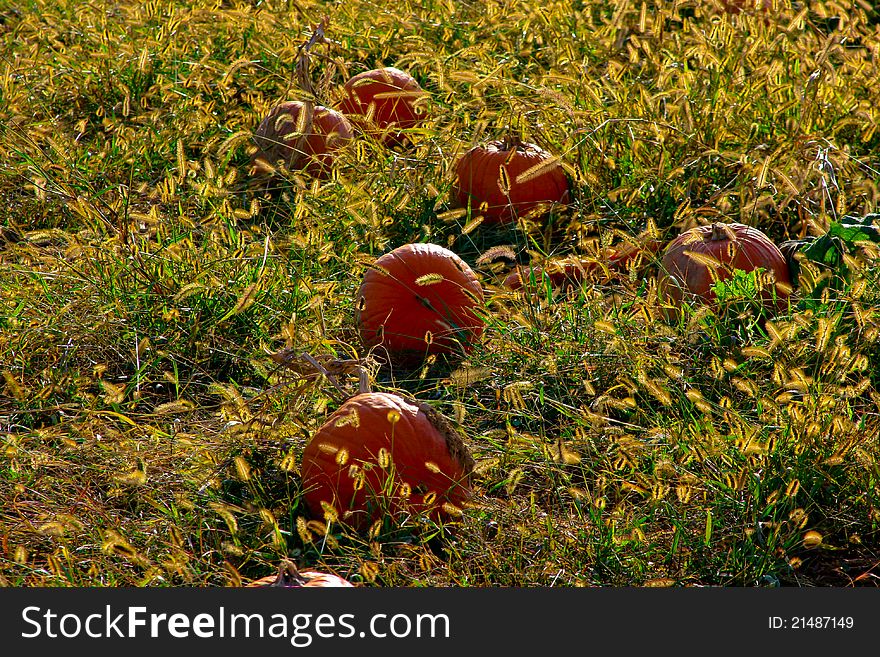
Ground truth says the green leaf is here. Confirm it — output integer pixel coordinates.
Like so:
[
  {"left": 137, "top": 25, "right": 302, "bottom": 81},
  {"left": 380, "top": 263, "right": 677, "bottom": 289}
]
[
  {"left": 829, "top": 216, "right": 880, "bottom": 246},
  {"left": 801, "top": 233, "right": 844, "bottom": 268},
  {"left": 711, "top": 268, "right": 762, "bottom": 303}
]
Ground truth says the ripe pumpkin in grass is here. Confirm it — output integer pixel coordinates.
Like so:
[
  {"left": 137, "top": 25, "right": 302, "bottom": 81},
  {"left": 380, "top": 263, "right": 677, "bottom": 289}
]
[
  {"left": 252, "top": 101, "right": 353, "bottom": 178},
  {"left": 356, "top": 243, "right": 485, "bottom": 366},
  {"left": 504, "top": 235, "right": 664, "bottom": 291},
  {"left": 339, "top": 67, "right": 428, "bottom": 147},
  {"left": 657, "top": 222, "right": 791, "bottom": 317},
  {"left": 300, "top": 392, "right": 474, "bottom": 530},
  {"left": 454, "top": 137, "right": 570, "bottom": 224}
]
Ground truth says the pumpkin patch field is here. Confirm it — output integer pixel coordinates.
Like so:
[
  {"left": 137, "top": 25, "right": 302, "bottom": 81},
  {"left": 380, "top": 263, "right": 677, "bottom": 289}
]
[{"left": 2, "top": 0, "right": 880, "bottom": 589}]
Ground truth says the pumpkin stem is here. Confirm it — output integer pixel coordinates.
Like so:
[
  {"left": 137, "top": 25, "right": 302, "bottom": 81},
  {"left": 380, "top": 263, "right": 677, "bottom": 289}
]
[
  {"left": 500, "top": 132, "right": 523, "bottom": 152},
  {"left": 249, "top": 18, "right": 332, "bottom": 177},
  {"left": 279, "top": 16, "right": 332, "bottom": 171},
  {"left": 709, "top": 223, "right": 731, "bottom": 241},
  {"left": 292, "top": 17, "right": 330, "bottom": 101},
  {"left": 294, "top": 352, "right": 379, "bottom": 399},
  {"left": 357, "top": 363, "right": 372, "bottom": 394},
  {"left": 300, "top": 352, "right": 348, "bottom": 402},
  {"left": 274, "top": 560, "right": 309, "bottom": 587}
]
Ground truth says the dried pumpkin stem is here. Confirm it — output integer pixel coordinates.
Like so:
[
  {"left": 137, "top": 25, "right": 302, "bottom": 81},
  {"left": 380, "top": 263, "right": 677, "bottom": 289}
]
[
  {"left": 500, "top": 133, "right": 523, "bottom": 152},
  {"left": 274, "top": 560, "right": 309, "bottom": 587},
  {"left": 300, "top": 352, "right": 347, "bottom": 402},
  {"left": 416, "top": 401, "right": 475, "bottom": 488},
  {"left": 710, "top": 223, "right": 730, "bottom": 241},
  {"left": 358, "top": 365, "right": 372, "bottom": 395},
  {"left": 283, "top": 17, "right": 331, "bottom": 170}
]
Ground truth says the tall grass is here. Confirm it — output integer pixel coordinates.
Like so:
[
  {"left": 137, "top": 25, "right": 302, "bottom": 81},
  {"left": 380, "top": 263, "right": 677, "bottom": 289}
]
[{"left": 1, "top": 0, "right": 879, "bottom": 587}]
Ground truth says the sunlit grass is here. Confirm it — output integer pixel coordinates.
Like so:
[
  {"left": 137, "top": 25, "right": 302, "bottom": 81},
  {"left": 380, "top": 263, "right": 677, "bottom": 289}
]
[{"left": 1, "top": 0, "right": 879, "bottom": 587}]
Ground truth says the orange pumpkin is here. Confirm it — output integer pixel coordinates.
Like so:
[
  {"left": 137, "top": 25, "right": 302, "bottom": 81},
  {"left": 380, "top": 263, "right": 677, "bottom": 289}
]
[
  {"left": 338, "top": 67, "right": 428, "bottom": 147},
  {"left": 300, "top": 391, "right": 474, "bottom": 531},
  {"left": 657, "top": 222, "right": 791, "bottom": 317},
  {"left": 252, "top": 101, "right": 353, "bottom": 178},
  {"left": 247, "top": 562, "right": 354, "bottom": 588},
  {"left": 454, "top": 137, "right": 570, "bottom": 224},
  {"left": 356, "top": 243, "right": 485, "bottom": 367}
]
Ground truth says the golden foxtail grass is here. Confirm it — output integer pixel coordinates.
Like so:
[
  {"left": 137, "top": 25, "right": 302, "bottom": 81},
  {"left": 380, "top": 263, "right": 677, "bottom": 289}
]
[{"left": 1, "top": 0, "right": 880, "bottom": 587}]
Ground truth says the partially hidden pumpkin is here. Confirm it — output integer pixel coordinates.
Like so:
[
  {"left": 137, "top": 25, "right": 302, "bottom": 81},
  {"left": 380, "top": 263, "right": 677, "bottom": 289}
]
[
  {"left": 300, "top": 391, "right": 475, "bottom": 530},
  {"left": 247, "top": 561, "right": 354, "bottom": 588},
  {"left": 356, "top": 243, "right": 485, "bottom": 366},
  {"left": 454, "top": 137, "right": 570, "bottom": 224},
  {"left": 338, "top": 67, "right": 428, "bottom": 147},
  {"left": 657, "top": 222, "right": 791, "bottom": 317},
  {"left": 252, "top": 101, "right": 353, "bottom": 178},
  {"left": 777, "top": 238, "right": 813, "bottom": 288},
  {"left": 504, "top": 235, "right": 664, "bottom": 291}
]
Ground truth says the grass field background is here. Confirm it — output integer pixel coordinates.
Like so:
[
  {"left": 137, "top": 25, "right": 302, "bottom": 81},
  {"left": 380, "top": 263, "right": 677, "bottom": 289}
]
[{"left": 2, "top": 0, "right": 880, "bottom": 587}]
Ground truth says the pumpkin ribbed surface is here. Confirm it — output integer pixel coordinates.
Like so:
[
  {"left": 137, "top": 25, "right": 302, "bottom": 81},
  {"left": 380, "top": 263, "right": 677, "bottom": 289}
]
[
  {"left": 356, "top": 243, "right": 485, "bottom": 366},
  {"left": 252, "top": 101, "right": 353, "bottom": 177},
  {"left": 454, "top": 138, "right": 570, "bottom": 224},
  {"left": 301, "top": 392, "right": 474, "bottom": 530},
  {"left": 338, "top": 67, "right": 428, "bottom": 146}
]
